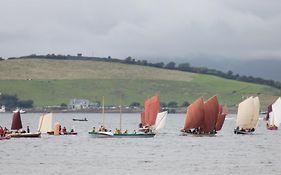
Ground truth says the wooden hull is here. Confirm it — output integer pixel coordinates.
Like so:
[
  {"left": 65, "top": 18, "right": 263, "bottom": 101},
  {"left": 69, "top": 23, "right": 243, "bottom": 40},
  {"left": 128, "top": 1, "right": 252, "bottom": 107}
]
[
  {"left": 9, "top": 132, "right": 41, "bottom": 138},
  {"left": 72, "top": 119, "right": 88, "bottom": 121},
  {"left": 89, "top": 131, "right": 155, "bottom": 138},
  {"left": 0, "top": 135, "right": 11, "bottom": 140},
  {"left": 180, "top": 131, "right": 216, "bottom": 136},
  {"left": 47, "top": 131, "right": 77, "bottom": 135}
]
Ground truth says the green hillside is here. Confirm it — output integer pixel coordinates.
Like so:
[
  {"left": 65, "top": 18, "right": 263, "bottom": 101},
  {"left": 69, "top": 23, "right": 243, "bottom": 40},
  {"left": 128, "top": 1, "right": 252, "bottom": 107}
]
[{"left": 0, "top": 59, "right": 279, "bottom": 109}]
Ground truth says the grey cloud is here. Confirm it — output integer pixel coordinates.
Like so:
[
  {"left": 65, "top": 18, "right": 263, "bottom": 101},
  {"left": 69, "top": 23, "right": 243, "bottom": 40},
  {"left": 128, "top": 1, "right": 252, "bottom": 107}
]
[{"left": 0, "top": 0, "right": 280, "bottom": 60}]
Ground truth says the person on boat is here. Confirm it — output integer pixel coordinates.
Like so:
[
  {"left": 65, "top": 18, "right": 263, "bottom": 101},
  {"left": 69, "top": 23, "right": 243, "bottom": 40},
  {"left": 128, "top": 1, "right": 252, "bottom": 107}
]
[
  {"left": 62, "top": 126, "right": 67, "bottom": 134},
  {"left": 70, "top": 128, "right": 74, "bottom": 132},
  {"left": 114, "top": 128, "right": 119, "bottom": 134},
  {"left": 92, "top": 127, "right": 96, "bottom": 133},
  {"left": 133, "top": 130, "right": 136, "bottom": 134},
  {"left": 123, "top": 129, "right": 128, "bottom": 134},
  {"left": 139, "top": 123, "right": 143, "bottom": 128},
  {"left": 27, "top": 126, "right": 30, "bottom": 133}
]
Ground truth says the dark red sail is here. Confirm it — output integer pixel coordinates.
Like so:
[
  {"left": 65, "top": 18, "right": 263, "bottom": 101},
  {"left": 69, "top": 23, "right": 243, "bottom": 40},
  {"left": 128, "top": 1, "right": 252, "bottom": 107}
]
[{"left": 11, "top": 111, "right": 23, "bottom": 130}]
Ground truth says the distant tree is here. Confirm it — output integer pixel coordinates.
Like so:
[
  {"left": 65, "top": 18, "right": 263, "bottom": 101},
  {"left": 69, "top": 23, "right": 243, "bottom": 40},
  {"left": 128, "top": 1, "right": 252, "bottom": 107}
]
[
  {"left": 0, "top": 94, "right": 18, "bottom": 108},
  {"left": 168, "top": 101, "right": 178, "bottom": 108},
  {"left": 125, "top": 56, "right": 132, "bottom": 63},
  {"left": 181, "top": 101, "right": 190, "bottom": 107},
  {"left": 129, "top": 102, "right": 141, "bottom": 107},
  {"left": 60, "top": 103, "right": 67, "bottom": 107},
  {"left": 160, "top": 102, "right": 167, "bottom": 108},
  {"left": 153, "top": 62, "right": 164, "bottom": 68},
  {"left": 141, "top": 60, "right": 148, "bottom": 65},
  {"left": 17, "top": 100, "right": 33, "bottom": 108},
  {"left": 165, "top": 61, "right": 176, "bottom": 69},
  {"left": 178, "top": 63, "right": 191, "bottom": 71}
]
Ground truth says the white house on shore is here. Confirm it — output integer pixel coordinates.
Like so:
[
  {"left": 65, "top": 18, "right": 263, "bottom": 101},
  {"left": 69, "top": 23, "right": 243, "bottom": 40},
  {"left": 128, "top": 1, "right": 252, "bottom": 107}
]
[{"left": 68, "top": 99, "right": 90, "bottom": 110}]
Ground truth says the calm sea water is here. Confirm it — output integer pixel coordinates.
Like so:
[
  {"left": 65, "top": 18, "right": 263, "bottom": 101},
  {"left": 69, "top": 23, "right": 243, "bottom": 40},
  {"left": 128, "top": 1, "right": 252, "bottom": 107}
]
[{"left": 0, "top": 113, "right": 280, "bottom": 175}]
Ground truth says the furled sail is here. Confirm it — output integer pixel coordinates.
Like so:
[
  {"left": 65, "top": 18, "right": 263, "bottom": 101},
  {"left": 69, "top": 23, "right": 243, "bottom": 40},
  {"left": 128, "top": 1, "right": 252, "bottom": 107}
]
[
  {"left": 184, "top": 98, "right": 204, "bottom": 130},
  {"left": 236, "top": 96, "right": 254, "bottom": 129},
  {"left": 38, "top": 113, "right": 53, "bottom": 133},
  {"left": 153, "top": 111, "right": 168, "bottom": 131},
  {"left": 144, "top": 96, "right": 160, "bottom": 126},
  {"left": 11, "top": 111, "right": 23, "bottom": 130},
  {"left": 272, "top": 97, "right": 281, "bottom": 127},
  {"left": 202, "top": 96, "right": 219, "bottom": 133}
]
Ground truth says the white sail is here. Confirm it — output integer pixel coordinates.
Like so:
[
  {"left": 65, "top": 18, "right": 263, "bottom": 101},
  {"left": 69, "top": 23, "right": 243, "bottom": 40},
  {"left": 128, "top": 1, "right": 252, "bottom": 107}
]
[
  {"left": 272, "top": 97, "right": 281, "bottom": 127},
  {"left": 268, "top": 112, "right": 274, "bottom": 125},
  {"left": 236, "top": 96, "right": 254, "bottom": 128},
  {"left": 153, "top": 111, "right": 168, "bottom": 131},
  {"left": 38, "top": 113, "right": 53, "bottom": 133},
  {"left": 249, "top": 96, "right": 260, "bottom": 129}
]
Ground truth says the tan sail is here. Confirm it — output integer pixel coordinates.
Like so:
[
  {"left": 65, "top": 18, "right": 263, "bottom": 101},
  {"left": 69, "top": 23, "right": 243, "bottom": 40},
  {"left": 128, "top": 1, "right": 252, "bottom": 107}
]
[
  {"left": 249, "top": 97, "right": 260, "bottom": 129},
  {"left": 38, "top": 113, "right": 53, "bottom": 133},
  {"left": 202, "top": 96, "right": 219, "bottom": 133},
  {"left": 184, "top": 97, "right": 204, "bottom": 130},
  {"left": 236, "top": 96, "right": 254, "bottom": 129}
]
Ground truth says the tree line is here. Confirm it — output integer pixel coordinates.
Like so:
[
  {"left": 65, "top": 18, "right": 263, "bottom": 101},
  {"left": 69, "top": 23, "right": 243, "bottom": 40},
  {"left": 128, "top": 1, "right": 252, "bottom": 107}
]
[
  {"left": 0, "top": 94, "right": 33, "bottom": 109},
  {"left": 8, "top": 54, "right": 281, "bottom": 90}
]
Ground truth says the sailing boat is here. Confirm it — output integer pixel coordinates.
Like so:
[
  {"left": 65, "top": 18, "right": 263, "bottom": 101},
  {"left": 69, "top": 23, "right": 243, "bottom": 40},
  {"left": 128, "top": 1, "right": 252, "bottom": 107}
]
[
  {"left": 38, "top": 113, "right": 53, "bottom": 133},
  {"left": 8, "top": 111, "right": 41, "bottom": 138},
  {"left": 139, "top": 95, "right": 167, "bottom": 133},
  {"left": 89, "top": 96, "right": 156, "bottom": 138},
  {"left": 234, "top": 96, "right": 260, "bottom": 134},
  {"left": 265, "top": 97, "right": 281, "bottom": 130},
  {"left": 38, "top": 113, "right": 77, "bottom": 135},
  {"left": 181, "top": 96, "right": 224, "bottom": 135}
]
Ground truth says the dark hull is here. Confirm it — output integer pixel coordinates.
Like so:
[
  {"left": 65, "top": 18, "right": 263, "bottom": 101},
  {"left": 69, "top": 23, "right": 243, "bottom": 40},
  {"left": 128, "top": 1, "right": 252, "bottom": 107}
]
[
  {"left": 9, "top": 132, "right": 41, "bottom": 138},
  {"left": 234, "top": 128, "right": 254, "bottom": 135},
  {"left": 72, "top": 119, "right": 88, "bottom": 121},
  {"left": 89, "top": 131, "right": 155, "bottom": 138},
  {"left": 181, "top": 131, "right": 216, "bottom": 136},
  {"left": 47, "top": 131, "right": 77, "bottom": 135}
]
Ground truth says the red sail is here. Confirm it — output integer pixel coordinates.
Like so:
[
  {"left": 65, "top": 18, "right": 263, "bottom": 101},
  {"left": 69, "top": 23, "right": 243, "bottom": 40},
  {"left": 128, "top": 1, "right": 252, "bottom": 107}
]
[
  {"left": 144, "top": 96, "right": 160, "bottom": 126},
  {"left": 216, "top": 114, "right": 226, "bottom": 131},
  {"left": 202, "top": 96, "right": 219, "bottom": 133},
  {"left": 11, "top": 111, "right": 23, "bottom": 130},
  {"left": 184, "top": 98, "right": 204, "bottom": 130},
  {"left": 215, "top": 105, "right": 228, "bottom": 131}
]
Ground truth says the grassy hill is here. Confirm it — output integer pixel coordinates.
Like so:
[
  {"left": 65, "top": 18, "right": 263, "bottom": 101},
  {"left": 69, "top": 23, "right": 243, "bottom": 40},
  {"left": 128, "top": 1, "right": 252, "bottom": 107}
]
[{"left": 0, "top": 58, "right": 279, "bottom": 110}]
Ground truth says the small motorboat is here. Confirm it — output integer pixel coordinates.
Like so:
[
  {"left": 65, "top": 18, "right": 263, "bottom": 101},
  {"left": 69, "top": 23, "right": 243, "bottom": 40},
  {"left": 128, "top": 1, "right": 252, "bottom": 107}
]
[{"left": 72, "top": 118, "right": 88, "bottom": 121}]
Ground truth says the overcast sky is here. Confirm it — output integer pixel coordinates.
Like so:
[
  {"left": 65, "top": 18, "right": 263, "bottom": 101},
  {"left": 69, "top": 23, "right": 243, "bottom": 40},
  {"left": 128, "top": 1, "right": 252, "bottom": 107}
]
[{"left": 0, "top": 0, "right": 281, "bottom": 61}]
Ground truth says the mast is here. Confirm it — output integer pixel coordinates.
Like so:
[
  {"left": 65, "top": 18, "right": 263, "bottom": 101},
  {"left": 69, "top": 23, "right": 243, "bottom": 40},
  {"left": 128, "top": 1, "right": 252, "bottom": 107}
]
[
  {"left": 102, "top": 96, "right": 105, "bottom": 127},
  {"left": 119, "top": 94, "right": 122, "bottom": 131}
]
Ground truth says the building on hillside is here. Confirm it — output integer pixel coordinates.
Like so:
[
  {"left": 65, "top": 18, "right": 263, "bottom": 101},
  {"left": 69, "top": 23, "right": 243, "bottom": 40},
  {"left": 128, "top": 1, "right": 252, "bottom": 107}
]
[{"left": 68, "top": 99, "right": 90, "bottom": 110}]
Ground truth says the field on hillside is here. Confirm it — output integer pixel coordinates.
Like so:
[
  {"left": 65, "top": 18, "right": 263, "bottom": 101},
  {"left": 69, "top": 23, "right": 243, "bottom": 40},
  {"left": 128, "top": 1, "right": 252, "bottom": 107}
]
[{"left": 0, "top": 59, "right": 280, "bottom": 109}]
